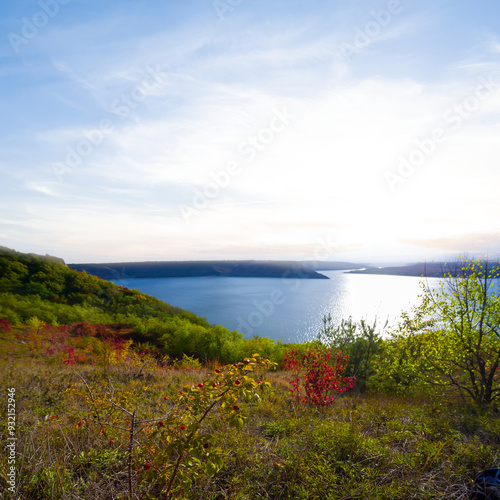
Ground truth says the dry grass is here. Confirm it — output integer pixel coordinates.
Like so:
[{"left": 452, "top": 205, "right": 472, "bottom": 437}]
[{"left": 1, "top": 358, "right": 498, "bottom": 499}]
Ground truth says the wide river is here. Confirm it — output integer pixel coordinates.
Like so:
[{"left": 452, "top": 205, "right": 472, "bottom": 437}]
[{"left": 112, "top": 271, "right": 444, "bottom": 343}]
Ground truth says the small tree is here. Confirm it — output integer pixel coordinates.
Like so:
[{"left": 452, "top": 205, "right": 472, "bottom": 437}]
[
  {"left": 318, "top": 315, "right": 384, "bottom": 391},
  {"left": 398, "top": 258, "right": 500, "bottom": 406},
  {"left": 74, "top": 355, "right": 274, "bottom": 498}
]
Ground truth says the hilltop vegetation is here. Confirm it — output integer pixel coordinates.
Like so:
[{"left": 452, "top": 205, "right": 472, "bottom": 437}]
[
  {"left": 2, "top": 248, "right": 500, "bottom": 404},
  {"left": 0, "top": 246, "right": 288, "bottom": 364}
]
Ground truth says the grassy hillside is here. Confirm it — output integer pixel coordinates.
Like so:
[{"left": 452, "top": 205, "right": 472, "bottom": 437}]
[
  {"left": 0, "top": 246, "right": 288, "bottom": 364},
  {"left": 1, "top": 357, "right": 498, "bottom": 499}
]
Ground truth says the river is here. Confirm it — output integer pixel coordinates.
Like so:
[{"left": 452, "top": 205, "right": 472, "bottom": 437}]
[{"left": 112, "top": 270, "right": 444, "bottom": 343}]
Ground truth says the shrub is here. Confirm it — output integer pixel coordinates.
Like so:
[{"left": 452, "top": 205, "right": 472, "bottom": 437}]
[
  {"left": 283, "top": 348, "right": 353, "bottom": 407},
  {"left": 73, "top": 355, "right": 275, "bottom": 498}
]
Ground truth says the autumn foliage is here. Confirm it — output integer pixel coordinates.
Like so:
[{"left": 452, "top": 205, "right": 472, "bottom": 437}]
[{"left": 283, "top": 348, "right": 353, "bottom": 407}]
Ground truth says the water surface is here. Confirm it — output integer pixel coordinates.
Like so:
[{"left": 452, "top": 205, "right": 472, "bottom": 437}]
[{"left": 113, "top": 271, "right": 443, "bottom": 343}]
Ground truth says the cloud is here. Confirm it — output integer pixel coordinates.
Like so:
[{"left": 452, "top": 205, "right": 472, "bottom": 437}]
[
  {"left": 23, "top": 67, "right": 500, "bottom": 263},
  {"left": 400, "top": 233, "right": 500, "bottom": 254},
  {"left": 2, "top": 1, "right": 500, "bottom": 262},
  {"left": 25, "top": 182, "right": 61, "bottom": 197}
]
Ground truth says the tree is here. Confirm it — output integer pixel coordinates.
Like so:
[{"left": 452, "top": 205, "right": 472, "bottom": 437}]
[
  {"left": 317, "top": 315, "right": 384, "bottom": 391},
  {"left": 399, "top": 258, "right": 500, "bottom": 406}
]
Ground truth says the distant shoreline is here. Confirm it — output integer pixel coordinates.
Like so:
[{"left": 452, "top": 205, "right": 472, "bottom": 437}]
[
  {"left": 68, "top": 260, "right": 473, "bottom": 280},
  {"left": 347, "top": 262, "right": 466, "bottom": 278},
  {"left": 68, "top": 260, "right": 335, "bottom": 280}
]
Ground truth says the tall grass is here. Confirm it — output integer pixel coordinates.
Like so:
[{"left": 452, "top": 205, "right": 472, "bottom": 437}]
[{"left": 1, "top": 357, "right": 499, "bottom": 499}]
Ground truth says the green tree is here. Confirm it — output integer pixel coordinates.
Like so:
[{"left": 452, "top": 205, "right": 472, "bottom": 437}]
[
  {"left": 318, "top": 315, "right": 384, "bottom": 391},
  {"left": 396, "top": 258, "right": 500, "bottom": 406}
]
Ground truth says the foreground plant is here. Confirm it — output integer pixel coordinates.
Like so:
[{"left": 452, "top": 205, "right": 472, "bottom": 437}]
[{"left": 73, "top": 355, "right": 275, "bottom": 498}]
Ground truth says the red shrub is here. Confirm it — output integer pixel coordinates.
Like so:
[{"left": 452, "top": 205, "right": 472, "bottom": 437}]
[
  {"left": 0, "top": 318, "right": 11, "bottom": 333},
  {"left": 283, "top": 348, "right": 353, "bottom": 407}
]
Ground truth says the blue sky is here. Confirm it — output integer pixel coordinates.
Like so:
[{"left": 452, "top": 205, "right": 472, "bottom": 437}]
[{"left": 1, "top": 0, "right": 500, "bottom": 264}]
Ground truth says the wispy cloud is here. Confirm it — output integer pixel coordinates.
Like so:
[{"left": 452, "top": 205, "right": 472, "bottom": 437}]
[
  {"left": 1, "top": 0, "right": 499, "bottom": 262},
  {"left": 401, "top": 233, "right": 500, "bottom": 254}
]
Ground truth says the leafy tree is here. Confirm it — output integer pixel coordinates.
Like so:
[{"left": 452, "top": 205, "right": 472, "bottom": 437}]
[
  {"left": 392, "top": 258, "right": 500, "bottom": 406},
  {"left": 317, "top": 315, "right": 384, "bottom": 391}
]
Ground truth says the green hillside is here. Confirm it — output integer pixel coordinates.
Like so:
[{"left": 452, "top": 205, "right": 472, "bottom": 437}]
[{"left": 0, "top": 246, "right": 284, "bottom": 363}]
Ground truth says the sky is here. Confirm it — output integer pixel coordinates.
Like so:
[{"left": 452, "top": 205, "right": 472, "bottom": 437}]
[{"left": 1, "top": 0, "right": 500, "bottom": 265}]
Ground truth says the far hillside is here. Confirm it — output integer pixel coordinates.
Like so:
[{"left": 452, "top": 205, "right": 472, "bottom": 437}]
[
  {"left": 347, "top": 262, "right": 491, "bottom": 277},
  {"left": 68, "top": 260, "right": 330, "bottom": 280}
]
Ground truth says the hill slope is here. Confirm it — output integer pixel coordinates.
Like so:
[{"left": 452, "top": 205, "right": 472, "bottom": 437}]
[{"left": 0, "top": 247, "right": 286, "bottom": 362}]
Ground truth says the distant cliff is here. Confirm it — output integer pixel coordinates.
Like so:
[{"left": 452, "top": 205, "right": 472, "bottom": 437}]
[{"left": 68, "top": 261, "right": 330, "bottom": 280}]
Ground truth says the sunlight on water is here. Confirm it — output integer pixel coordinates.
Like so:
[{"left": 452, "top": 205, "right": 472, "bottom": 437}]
[
  {"left": 333, "top": 274, "right": 423, "bottom": 324},
  {"left": 300, "top": 272, "right": 443, "bottom": 343}
]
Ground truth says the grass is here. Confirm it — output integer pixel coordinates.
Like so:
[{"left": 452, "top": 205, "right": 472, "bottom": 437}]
[{"left": 1, "top": 357, "right": 499, "bottom": 499}]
